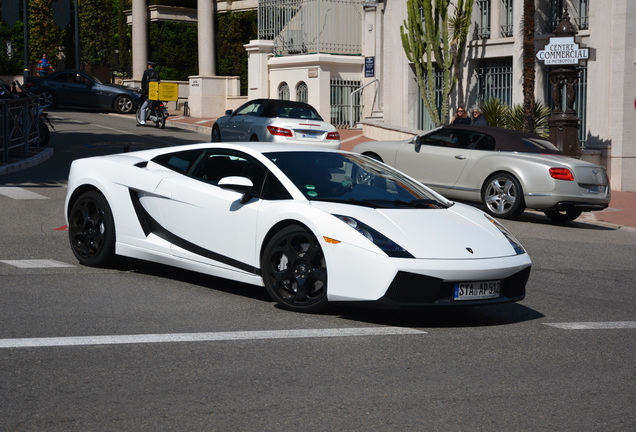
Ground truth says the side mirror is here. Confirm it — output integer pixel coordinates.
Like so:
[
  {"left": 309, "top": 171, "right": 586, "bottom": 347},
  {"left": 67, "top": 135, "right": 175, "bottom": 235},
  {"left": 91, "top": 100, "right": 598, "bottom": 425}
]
[
  {"left": 225, "top": 109, "right": 234, "bottom": 116},
  {"left": 218, "top": 176, "right": 254, "bottom": 204},
  {"left": 414, "top": 135, "right": 422, "bottom": 152}
]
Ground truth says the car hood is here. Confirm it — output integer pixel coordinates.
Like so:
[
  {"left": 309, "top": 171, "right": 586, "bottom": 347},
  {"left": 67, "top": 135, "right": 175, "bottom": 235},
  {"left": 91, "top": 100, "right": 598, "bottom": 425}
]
[{"left": 310, "top": 201, "right": 520, "bottom": 259}]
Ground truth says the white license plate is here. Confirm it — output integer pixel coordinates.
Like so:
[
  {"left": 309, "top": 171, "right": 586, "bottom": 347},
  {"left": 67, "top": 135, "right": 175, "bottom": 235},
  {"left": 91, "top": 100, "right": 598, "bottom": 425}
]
[
  {"left": 299, "top": 131, "right": 321, "bottom": 139},
  {"left": 454, "top": 280, "right": 501, "bottom": 301}
]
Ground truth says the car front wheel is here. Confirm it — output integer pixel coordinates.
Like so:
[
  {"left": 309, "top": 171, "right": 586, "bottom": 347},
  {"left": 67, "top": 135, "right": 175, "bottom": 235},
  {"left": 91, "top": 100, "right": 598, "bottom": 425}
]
[
  {"left": 262, "top": 225, "right": 328, "bottom": 313},
  {"left": 543, "top": 209, "right": 583, "bottom": 223},
  {"left": 115, "top": 95, "right": 135, "bottom": 114},
  {"left": 481, "top": 173, "right": 525, "bottom": 219},
  {"left": 68, "top": 190, "right": 117, "bottom": 267}
]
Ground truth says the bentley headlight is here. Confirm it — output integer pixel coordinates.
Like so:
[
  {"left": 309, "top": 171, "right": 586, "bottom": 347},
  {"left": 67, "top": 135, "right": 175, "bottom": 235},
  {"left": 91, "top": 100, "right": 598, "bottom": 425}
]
[
  {"left": 485, "top": 215, "right": 526, "bottom": 255},
  {"left": 334, "top": 215, "right": 413, "bottom": 258}
]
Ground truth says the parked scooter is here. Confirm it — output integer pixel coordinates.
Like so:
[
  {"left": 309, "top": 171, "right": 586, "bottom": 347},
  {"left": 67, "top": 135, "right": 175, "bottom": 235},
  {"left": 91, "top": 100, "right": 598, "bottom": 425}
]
[
  {"left": 10, "top": 81, "right": 53, "bottom": 147},
  {"left": 136, "top": 98, "right": 168, "bottom": 129}
]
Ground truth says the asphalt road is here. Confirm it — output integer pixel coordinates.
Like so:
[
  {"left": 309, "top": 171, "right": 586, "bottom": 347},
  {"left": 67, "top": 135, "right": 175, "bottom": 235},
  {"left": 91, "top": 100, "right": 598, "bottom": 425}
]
[{"left": 1, "top": 110, "right": 634, "bottom": 431}]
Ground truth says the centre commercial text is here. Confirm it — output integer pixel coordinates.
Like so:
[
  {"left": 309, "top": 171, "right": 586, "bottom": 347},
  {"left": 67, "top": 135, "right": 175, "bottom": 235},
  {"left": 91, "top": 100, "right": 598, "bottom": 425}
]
[{"left": 536, "top": 37, "right": 589, "bottom": 65}]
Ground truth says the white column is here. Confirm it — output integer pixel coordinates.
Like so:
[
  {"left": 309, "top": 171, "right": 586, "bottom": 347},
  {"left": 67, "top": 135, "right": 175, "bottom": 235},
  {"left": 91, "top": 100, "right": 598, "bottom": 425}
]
[
  {"left": 244, "top": 40, "right": 275, "bottom": 100},
  {"left": 131, "top": 0, "right": 147, "bottom": 82},
  {"left": 197, "top": 0, "right": 215, "bottom": 76}
]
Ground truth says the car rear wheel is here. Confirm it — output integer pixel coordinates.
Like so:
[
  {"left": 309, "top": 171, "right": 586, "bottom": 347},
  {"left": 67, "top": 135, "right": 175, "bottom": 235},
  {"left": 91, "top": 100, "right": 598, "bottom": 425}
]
[
  {"left": 543, "top": 209, "right": 583, "bottom": 223},
  {"left": 115, "top": 95, "right": 135, "bottom": 114},
  {"left": 211, "top": 125, "right": 221, "bottom": 142},
  {"left": 68, "top": 190, "right": 117, "bottom": 267},
  {"left": 482, "top": 173, "right": 525, "bottom": 219},
  {"left": 262, "top": 225, "right": 328, "bottom": 313},
  {"left": 250, "top": 134, "right": 259, "bottom": 142}
]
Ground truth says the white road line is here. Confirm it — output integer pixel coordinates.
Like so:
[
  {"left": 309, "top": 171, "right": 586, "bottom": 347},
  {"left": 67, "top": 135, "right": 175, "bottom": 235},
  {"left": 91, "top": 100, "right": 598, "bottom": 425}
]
[
  {"left": 0, "top": 187, "right": 48, "bottom": 200},
  {"left": 544, "top": 321, "right": 636, "bottom": 330},
  {"left": 0, "top": 327, "right": 425, "bottom": 349},
  {"left": 0, "top": 259, "right": 75, "bottom": 269}
]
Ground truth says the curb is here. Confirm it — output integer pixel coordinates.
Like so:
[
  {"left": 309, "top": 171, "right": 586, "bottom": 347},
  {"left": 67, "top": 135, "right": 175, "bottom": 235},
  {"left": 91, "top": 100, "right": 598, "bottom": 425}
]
[{"left": 0, "top": 147, "right": 54, "bottom": 176}]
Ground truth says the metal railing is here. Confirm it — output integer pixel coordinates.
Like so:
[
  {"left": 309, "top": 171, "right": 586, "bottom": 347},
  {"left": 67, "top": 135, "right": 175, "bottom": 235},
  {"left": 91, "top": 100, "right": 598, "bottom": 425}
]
[
  {"left": 0, "top": 96, "right": 40, "bottom": 164},
  {"left": 258, "top": 0, "right": 362, "bottom": 56},
  {"left": 349, "top": 79, "right": 379, "bottom": 128}
]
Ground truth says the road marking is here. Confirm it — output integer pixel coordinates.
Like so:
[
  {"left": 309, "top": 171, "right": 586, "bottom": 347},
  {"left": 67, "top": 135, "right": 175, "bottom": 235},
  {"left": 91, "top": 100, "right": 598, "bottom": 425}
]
[
  {"left": 0, "top": 259, "right": 75, "bottom": 269},
  {"left": 0, "top": 187, "right": 48, "bottom": 200},
  {"left": 544, "top": 321, "right": 636, "bottom": 330},
  {"left": 0, "top": 327, "right": 425, "bottom": 349}
]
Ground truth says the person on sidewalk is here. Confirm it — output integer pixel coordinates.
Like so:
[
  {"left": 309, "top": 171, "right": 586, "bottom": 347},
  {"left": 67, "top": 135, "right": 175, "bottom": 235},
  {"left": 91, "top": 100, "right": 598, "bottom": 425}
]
[
  {"left": 451, "top": 106, "right": 471, "bottom": 125},
  {"left": 36, "top": 54, "right": 54, "bottom": 76},
  {"left": 138, "top": 61, "right": 159, "bottom": 126},
  {"left": 471, "top": 107, "right": 489, "bottom": 126}
]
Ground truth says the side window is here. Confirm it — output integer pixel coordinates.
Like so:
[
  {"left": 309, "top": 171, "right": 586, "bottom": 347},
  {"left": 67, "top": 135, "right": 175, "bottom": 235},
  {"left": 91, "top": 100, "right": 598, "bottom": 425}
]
[
  {"left": 190, "top": 150, "right": 268, "bottom": 193},
  {"left": 420, "top": 130, "right": 472, "bottom": 149},
  {"left": 261, "top": 172, "right": 292, "bottom": 200},
  {"left": 469, "top": 133, "right": 495, "bottom": 151},
  {"left": 152, "top": 150, "right": 203, "bottom": 174}
]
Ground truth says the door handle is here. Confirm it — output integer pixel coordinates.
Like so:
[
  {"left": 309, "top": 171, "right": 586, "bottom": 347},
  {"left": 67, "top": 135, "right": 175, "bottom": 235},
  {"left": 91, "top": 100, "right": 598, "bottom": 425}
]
[{"left": 455, "top": 155, "right": 466, "bottom": 160}]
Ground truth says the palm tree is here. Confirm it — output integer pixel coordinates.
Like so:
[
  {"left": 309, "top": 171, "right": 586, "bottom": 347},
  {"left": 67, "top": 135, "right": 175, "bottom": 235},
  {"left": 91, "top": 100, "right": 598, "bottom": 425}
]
[{"left": 522, "top": 0, "right": 536, "bottom": 133}]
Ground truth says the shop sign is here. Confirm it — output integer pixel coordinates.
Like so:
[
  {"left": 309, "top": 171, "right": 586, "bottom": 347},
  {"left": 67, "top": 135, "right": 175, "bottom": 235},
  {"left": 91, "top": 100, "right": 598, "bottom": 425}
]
[{"left": 536, "top": 36, "right": 589, "bottom": 65}]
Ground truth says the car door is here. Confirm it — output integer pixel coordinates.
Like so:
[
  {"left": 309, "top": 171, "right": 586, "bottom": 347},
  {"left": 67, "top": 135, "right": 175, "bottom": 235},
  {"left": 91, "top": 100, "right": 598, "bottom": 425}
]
[
  {"left": 222, "top": 101, "right": 263, "bottom": 141},
  {"left": 394, "top": 129, "right": 474, "bottom": 192},
  {"left": 152, "top": 150, "right": 266, "bottom": 273}
]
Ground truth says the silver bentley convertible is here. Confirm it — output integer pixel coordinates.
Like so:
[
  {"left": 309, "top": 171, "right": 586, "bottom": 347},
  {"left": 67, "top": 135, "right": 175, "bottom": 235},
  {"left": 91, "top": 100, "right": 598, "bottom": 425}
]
[{"left": 353, "top": 125, "right": 610, "bottom": 222}]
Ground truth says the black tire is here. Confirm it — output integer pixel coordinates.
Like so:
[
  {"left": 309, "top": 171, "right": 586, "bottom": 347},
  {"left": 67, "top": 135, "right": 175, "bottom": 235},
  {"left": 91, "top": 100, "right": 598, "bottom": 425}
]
[
  {"left": 156, "top": 112, "right": 166, "bottom": 129},
  {"left": 262, "top": 225, "right": 328, "bottom": 313},
  {"left": 68, "top": 190, "right": 117, "bottom": 267},
  {"left": 250, "top": 134, "right": 259, "bottom": 142},
  {"left": 543, "top": 209, "right": 583, "bottom": 223},
  {"left": 481, "top": 173, "right": 525, "bottom": 219},
  {"left": 211, "top": 125, "right": 221, "bottom": 142},
  {"left": 38, "top": 90, "right": 56, "bottom": 108},
  {"left": 115, "top": 95, "right": 135, "bottom": 114},
  {"left": 38, "top": 119, "right": 50, "bottom": 147}
]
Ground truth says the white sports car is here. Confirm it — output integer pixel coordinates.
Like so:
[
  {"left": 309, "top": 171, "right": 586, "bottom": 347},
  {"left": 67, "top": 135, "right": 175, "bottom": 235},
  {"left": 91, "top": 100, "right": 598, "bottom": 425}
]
[
  {"left": 211, "top": 99, "right": 341, "bottom": 149},
  {"left": 65, "top": 143, "right": 531, "bottom": 312}
]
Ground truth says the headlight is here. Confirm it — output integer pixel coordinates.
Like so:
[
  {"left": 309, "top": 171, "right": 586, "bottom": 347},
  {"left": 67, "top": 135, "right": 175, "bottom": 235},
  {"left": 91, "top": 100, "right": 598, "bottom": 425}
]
[
  {"left": 334, "top": 215, "right": 413, "bottom": 258},
  {"left": 485, "top": 214, "right": 526, "bottom": 255}
]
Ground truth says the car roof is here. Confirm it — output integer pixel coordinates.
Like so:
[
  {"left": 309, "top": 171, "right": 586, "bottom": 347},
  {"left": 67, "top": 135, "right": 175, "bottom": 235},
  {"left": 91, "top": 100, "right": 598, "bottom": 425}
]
[{"left": 438, "top": 125, "right": 563, "bottom": 154}]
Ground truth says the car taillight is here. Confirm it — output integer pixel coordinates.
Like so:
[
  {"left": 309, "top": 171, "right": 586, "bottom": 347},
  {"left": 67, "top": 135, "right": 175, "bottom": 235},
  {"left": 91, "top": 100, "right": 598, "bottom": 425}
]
[
  {"left": 267, "top": 125, "right": 293, "bottom": 137},
  {"left": 549, "top": 167, "right": 574, "bottom": 181},
  {"left": 327, "top": 131, "right": 340, "bottom": 140}
]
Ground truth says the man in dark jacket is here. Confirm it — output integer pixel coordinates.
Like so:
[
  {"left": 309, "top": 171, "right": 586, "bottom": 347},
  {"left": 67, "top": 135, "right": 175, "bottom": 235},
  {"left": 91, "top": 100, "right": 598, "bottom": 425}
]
[{"left": 138, "top": 61, "right": 159, "bottom": 126}]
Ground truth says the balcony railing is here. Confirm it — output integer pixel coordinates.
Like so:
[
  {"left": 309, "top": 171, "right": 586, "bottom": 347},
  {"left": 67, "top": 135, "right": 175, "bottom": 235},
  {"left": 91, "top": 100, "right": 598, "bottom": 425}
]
[{"left": 258, "top": 0, "right": 362, "bottom": 56}]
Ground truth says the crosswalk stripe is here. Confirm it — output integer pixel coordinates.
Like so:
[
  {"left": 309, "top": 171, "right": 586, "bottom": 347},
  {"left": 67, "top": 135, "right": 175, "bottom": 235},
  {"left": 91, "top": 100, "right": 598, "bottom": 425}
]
[
  {"left": 0, "top": 187, "right": 48, "bottom": 200},
  {"left": 0, "top": 259, "right": 74, "bottom": 268},
  {"left": 0, "top": 327, "right": 426, "bottom": 349},
  {"left": 544, "top": 321, "right": 636, "bottom": 330}
]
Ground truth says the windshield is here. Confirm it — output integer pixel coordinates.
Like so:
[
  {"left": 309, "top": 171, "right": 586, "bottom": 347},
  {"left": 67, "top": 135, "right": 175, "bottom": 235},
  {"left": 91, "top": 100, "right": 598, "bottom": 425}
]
[{"left": 265, "top": 151, "right": 451, "bottom": 209}]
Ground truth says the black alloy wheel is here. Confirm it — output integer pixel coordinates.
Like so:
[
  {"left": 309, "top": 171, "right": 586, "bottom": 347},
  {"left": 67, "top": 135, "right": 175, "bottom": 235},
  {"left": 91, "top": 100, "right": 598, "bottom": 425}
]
[
  {"left": 262, "top": 225, "right": 328, "bottom": 313},
  {"left": 38, "top": 90, "right": 56, "bottom": 108},
  {"left": 68, "top": 191, "right": 117, "bottom": 267}
]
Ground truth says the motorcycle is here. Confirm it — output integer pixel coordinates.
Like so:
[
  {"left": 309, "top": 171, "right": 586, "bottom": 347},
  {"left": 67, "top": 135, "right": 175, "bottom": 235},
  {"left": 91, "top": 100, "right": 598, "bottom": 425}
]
[{"left": 136, "top": 98, "right": 168, "bottom": 129}]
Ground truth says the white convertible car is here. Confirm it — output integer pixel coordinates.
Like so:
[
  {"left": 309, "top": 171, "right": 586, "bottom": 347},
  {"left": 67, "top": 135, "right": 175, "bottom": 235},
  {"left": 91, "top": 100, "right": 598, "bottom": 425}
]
[{"left": 65, "top": 143, "right": 531, "bottom": 312}]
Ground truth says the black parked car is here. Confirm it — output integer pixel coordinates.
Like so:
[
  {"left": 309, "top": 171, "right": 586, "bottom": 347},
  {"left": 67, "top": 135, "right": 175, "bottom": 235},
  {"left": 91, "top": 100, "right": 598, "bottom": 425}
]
[{"left": 26, "top": 71, "right": 141, "bottom": 114}]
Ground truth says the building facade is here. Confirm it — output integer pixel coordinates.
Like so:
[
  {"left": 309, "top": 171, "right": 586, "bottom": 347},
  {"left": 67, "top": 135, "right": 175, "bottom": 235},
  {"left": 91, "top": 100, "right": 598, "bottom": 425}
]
[{"left": 245, "top": 0, "right": 636, "bottom": 192}]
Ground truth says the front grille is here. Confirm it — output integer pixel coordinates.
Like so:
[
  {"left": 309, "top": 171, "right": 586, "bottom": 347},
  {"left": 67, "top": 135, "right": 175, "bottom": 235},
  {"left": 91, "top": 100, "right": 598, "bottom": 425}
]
[{"left": 377, "top": 266, "right": 531, "bottom": 309}]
